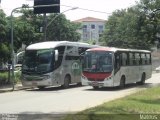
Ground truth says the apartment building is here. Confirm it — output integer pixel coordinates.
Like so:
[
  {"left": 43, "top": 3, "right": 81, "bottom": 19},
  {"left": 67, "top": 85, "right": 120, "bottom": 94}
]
[{"left": 73, "top": 17, "right": 106, "bottom": 44}]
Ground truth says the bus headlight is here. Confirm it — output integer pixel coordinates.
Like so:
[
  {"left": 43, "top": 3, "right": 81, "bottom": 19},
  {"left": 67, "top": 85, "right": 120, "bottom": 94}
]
[
  {"left": 104, "top": 76, "right": 112, "bottom": 81},
  {"left": 81, "top": 75, "right": 87, "bottom": 80}
]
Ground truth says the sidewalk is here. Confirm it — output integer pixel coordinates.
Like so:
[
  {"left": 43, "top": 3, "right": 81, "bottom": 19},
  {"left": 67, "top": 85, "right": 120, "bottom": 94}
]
[{"left": 0, "top": 83, "right": 29, "bottom": 93}]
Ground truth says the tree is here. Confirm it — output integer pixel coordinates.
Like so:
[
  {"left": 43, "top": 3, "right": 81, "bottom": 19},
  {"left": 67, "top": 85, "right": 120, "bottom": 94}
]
[
  {"left": 0, "top": 10, "right": 10, "bottom": 66},
  {"left": 6, "top": 8, "right": 81, "bottom": 52},
  {"left": 101, "top": 0, "right": 160, "bottom": 50},
  {"left": 137, "top": 0, "right": 160, "bottom": 47},
  {"left": 101, "top": 7, "right": 151, "bottom": 49},
  {"left": 13, "top": 8, "right": 43, "bottom": 51},
  {"left": 46, "top": 14, "right": 81, "bottom": 41}
]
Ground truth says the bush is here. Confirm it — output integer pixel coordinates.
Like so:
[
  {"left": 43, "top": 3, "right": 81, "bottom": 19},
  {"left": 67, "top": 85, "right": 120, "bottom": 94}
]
[
  {"left": 0, "top": 72, "right": 9, "bottom": 85},
  {"left": 0, "top": 71, "right": 21, "bottom": 86},
  {"left": 14, "top": 71, "right": 21, "bottom": 84}
]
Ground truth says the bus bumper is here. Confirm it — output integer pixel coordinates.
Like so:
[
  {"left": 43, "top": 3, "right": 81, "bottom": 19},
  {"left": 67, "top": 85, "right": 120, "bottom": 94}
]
[
  {"left": 22, "top": 75, "right": 53, "bottom": 87},
  {"left": 81, "top": 76, "right": 114, "bottom": 87},
  {"left": 22, "top": 79, "right": 53, "bottom": 87}
]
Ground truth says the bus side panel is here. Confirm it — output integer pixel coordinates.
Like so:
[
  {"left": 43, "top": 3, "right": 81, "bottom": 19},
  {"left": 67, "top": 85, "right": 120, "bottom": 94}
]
[
  {"left": 62, "top": 60, "right": 73, "bottom": 83},
  {"left": 127, "top": 66, "right": 140, "bottom": 84},
  {"left": 139, "top": 65, "right": 152, "bottom": 82},
  {"left": 51, "top": 67, "right": 63, "bottom": 86},
  {"left": 113, "top": 66, "right": 142, "bottom": 86},
  {"left": 72, "top": 60, "right": 81, "bottom": 83},
  {"left": 113, "top": 69, "right": 121, "bottom": 87},
  {"left": 113, "top": 66, "right": 132, "bottom": 86},
  {"left": 119, "top": 66, "right": 130, "bottom": 84},
  {"left": 62, "top": 59, "right": 81, "bottom": 85}
]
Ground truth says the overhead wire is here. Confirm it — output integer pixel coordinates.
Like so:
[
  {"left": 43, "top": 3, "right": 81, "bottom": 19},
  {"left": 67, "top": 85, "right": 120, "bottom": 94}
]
[{"left": 61, "top": 4, "right": 112, "bottom": 14}]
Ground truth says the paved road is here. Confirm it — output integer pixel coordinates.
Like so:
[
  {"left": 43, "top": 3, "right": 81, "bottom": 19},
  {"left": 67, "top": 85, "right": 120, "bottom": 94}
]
[{"left": 0, "top": 73, "right": 160, "bottom": 114}]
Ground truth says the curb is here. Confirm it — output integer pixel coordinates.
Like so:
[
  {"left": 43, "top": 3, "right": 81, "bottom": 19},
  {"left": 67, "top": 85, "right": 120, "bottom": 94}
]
[{"left": 0, "top": 84, "right": 29, "bottom": 93}]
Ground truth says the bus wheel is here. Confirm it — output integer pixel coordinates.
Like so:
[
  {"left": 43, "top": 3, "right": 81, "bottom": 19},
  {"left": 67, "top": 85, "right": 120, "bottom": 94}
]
[
  {"left": 77, "top": 82, "right": 82, "bottom": 86},
  {"left": 137, "top": 73, "right": 145, "bottom": 85},
  {"left": 62, "top": 75, "right": 70, "bottom": 89},
  {"left": 38, "top": 86, "right": 45, "bottom": 90},
  {"left": 93, "top": 86, "right": 99, "bottom": 90},
  {"left": 119, "top": 76, "right": 125, "bottom": 89}
]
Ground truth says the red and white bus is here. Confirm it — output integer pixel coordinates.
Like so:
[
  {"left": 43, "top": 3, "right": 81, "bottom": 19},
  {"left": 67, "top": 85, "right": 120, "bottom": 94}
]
[{"left": 81, "top": 47, "right": 152, "bottom": 89}]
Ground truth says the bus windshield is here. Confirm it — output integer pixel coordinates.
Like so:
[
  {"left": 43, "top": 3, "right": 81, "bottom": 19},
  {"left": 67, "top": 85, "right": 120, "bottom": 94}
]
[
  {"left": 83, "top": 51, "right": 113, "bottom": 73},
  {"left": 22, "top": 49, "right": 54, "bottom": 74}
]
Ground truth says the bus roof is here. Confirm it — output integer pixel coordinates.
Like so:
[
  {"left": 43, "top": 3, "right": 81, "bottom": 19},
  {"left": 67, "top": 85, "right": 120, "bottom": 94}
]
[
  {"left": 26, "top": 41, "right": 97, "bottom": 50},
  {"left": 86, "top": 47, "right": 151, "bottom": 53}
]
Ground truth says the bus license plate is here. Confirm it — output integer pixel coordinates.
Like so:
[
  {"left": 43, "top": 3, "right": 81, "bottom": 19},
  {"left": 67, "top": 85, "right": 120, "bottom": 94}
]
[{"left": 92, "top": 82, "right": 98, "bottom": 86}]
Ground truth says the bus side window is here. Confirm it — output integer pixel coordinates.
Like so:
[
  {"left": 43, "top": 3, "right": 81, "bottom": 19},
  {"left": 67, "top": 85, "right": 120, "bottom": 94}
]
[
  {"left": 141, "top": 53, "right": 145, "bottom": 65},
  {"left": 78, "top": 47, "right": 88, "bottom": 55},
  {"left": 129, "top": 53, "right": 133, "bottom": 66},
  {"left": 122, "top": 53, "right": 127, "bottom": 66},
  {"left": 146, "top": 53, "right": 151, "bottom": 65},
  {"left": 149, "top": 53, "right": 152, "bottom": 64},
  {"left": 114, "top": 53, "right": 120, "bottom": 70},
  {"left": 66, "top": 46, "right": 77, "bottom": 55},
  {"left": 135, "top": 53, "right": 140, "bottom": 65},
  {"left": 54, "top": 46, "right": 65, "bottom": 69},
  {"left": 132, "top": 53, "right": 136, "bottom": 65}
]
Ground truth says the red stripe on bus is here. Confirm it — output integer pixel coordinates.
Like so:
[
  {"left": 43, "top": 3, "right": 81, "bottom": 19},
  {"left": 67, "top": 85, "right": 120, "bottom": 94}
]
[{"left": 83, "top": 72, "right": 111, "bottom": 81}]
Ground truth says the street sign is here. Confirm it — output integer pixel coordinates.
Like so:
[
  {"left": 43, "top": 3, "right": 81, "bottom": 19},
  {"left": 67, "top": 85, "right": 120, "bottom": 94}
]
[{"left": 34, "top": 0, "right": 60, "bottom": 14}]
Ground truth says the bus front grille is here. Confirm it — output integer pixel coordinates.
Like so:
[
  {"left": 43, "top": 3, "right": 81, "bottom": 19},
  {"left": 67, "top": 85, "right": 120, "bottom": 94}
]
[{"left": 88, "top": 78, "right": 104, "bottom": 81}]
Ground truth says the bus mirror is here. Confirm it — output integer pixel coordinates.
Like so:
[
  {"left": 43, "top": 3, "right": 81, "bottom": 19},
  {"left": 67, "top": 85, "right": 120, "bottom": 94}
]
[{"left": 55, "top": 50, "right": 59, "bottom": 61}]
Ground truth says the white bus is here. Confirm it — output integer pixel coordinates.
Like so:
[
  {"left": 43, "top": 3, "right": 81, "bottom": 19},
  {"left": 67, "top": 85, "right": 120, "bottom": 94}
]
[
  {"left": 21, "top": 41, "right": 98, "bottom": 89},
  {"left": 81, "top": 47, "right": 152, "bottom": 89}
]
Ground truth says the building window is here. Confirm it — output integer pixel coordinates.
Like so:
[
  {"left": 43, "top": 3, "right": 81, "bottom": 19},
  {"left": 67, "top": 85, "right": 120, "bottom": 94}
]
[
  {"left": 91, "top": 24, "right": 95, "bottom": 29},
  {"left": 99, "top": 25, "right": 104, "bottom": 34},
  {"left": 83, "top": 25, "right": 87, "bottom": 32},
  {"left": 83, "top": 33, "right": 88, "bottom": 41},
  {"left": 83, "top": 25, "right": 87, "bottom": 29}
]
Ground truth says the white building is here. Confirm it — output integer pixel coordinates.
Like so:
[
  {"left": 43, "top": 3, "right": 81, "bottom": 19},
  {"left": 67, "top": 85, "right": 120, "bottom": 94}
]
[{"left": 73, "top": 17, "right": 106, "bottom": 45}]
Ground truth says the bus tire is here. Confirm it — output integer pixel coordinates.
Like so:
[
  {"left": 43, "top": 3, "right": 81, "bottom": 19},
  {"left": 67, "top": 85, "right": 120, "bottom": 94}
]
[
  {"left": 77, "top": 82, "right": 82, "bottom": 86},
  {"left": 62, "top": 75, "right": 70, "bottom": 89},
  {"left": 93, "top": 86, "right": 99, "bottom": 90},
  {"left": 38, "top": 86, "right": 45, "bottom": 90},
  {"left": 119, "top": 76, "right": 125, "bottom": 89},
  {"left": 137, "top": 73, "right": 145, "bottom": 85}
]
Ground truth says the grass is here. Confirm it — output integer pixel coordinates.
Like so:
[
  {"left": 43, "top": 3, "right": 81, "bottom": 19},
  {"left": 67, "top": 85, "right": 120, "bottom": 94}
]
[
  {"left": 0, "top": 71, "right": 21, "bottom": 85},
  {"left": 64, "top": 87, "right": 160, "bottom": 120},
  {"left": 0, "top": 72, "right": 9, "bottom": 84}
]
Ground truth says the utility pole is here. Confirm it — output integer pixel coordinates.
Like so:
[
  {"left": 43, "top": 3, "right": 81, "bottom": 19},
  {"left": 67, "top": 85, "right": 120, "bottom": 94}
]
[
  {"left": 10, "top": 4, "right": 61, "bottom": 91},
  {"left": 43, "top": 13, "right": 47, "bottom": 41}
]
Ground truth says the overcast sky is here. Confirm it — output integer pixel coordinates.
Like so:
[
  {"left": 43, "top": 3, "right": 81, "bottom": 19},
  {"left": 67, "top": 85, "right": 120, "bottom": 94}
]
[{"left": 1, "top": 0, "right": 139, "bottom": 21}]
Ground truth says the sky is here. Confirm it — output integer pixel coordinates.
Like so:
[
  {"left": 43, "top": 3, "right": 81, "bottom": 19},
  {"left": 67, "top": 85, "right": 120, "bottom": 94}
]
[{"left": 0, "top": 0, "right": 139, "bottom": 21}]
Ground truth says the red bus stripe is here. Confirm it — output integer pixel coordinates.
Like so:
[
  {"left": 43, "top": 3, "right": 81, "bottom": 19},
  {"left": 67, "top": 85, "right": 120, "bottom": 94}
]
[{"left": 83, "top": 72, "right": 111, "bottom": 81}]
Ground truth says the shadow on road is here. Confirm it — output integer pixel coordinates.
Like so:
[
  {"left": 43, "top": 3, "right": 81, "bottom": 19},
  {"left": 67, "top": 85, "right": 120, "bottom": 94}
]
[
  {"left": 25, "top": 84, "right": 83, "bottom": 92},
  {"left": 83, "top": 82, "right": 157, "bottom": 92}
]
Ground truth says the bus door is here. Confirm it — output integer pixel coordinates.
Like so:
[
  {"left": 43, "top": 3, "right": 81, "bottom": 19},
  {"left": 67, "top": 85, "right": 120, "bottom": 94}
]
[
  {"left": 54, "top": 46, "right": 66, "bottom": 85},
  {"left": 65, "top": 46, "right": 81, "bottom": 83},
  {"left": 121, "top": 52, "right": 130, "bottom": 83},
  {"left": 114, "top": 52, "right": 121, "bottom": 85}
]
